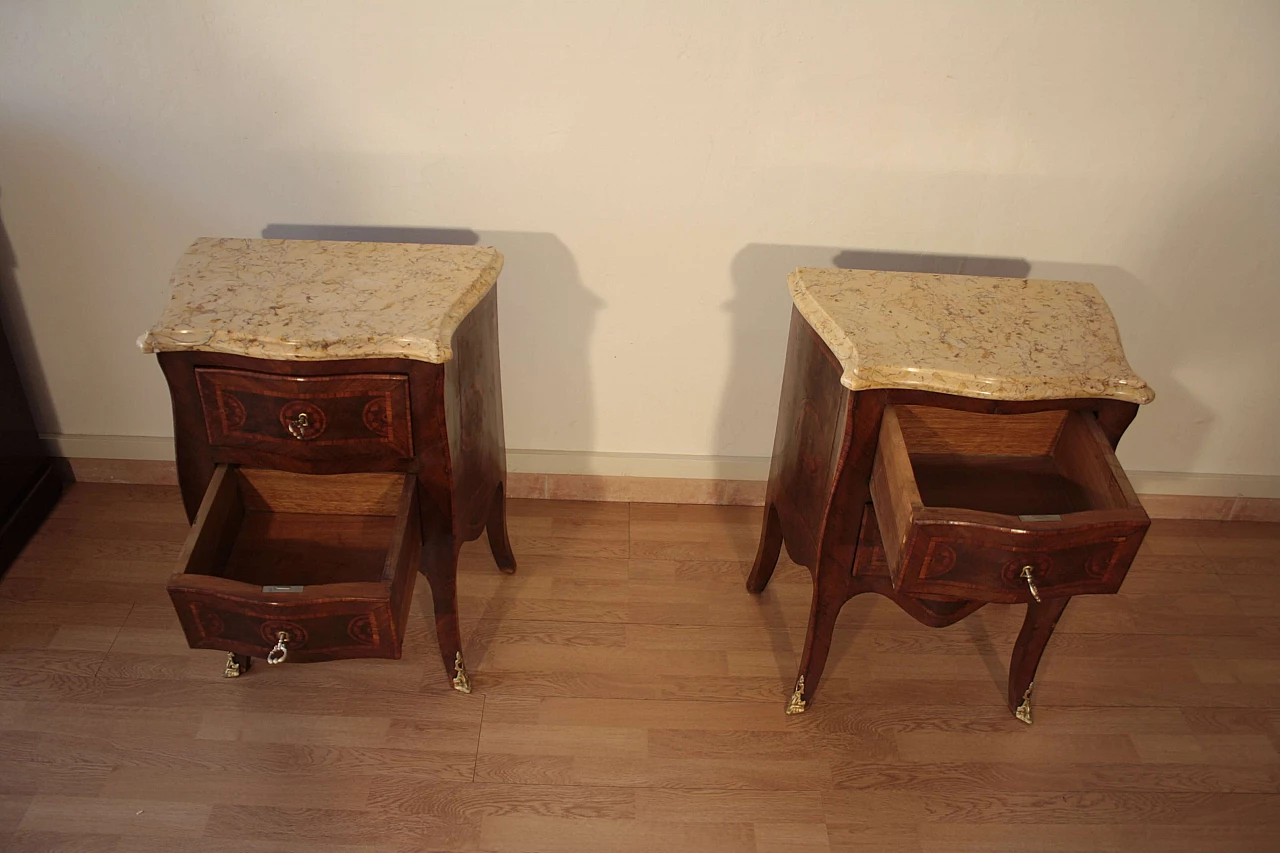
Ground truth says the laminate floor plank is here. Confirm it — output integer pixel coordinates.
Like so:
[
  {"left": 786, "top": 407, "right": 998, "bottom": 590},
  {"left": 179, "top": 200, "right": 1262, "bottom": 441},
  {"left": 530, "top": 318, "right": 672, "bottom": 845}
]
[
  {"left": 18, "top": 794, "right": 211, "bottom": 837},
  {"left": 828, "top": 759, "right": 1280, "bottom": 794},
  {"left": 478, "top": 814, "right": 757, "bottom": 853},
  {"left": 1, "top": 831, "right": 126, "bottom": 852},
  {"left": 0, "top": 485, "right": 1275, "bottom": 852},
  {"left": 366, "top": 779, "right": 638, "bottom": 820}
]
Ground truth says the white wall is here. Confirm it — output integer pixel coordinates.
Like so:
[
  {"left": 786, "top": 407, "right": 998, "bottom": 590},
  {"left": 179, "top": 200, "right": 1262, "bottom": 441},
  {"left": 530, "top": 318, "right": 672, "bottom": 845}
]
[{"left": 2, "top": 1, "right": 1278, "bottom": 483}]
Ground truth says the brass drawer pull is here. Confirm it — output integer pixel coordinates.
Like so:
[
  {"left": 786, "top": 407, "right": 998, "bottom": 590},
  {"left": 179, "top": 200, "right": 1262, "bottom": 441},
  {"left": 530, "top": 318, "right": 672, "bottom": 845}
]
[
  {"left": 286, "top": 411, "right": 312, "bottom": 440},
  {"left": 267, "top": 631, "right": 289, "bottom": 665},
  {"left": 1020, "top": 566, "right": 1042, "bottom": 602}
]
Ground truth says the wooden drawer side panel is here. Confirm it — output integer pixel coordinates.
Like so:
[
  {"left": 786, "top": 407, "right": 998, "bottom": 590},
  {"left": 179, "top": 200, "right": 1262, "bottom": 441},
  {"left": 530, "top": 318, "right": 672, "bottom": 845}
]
[{"left": 870, "top": 405, "right": 921, "bottom": 585}]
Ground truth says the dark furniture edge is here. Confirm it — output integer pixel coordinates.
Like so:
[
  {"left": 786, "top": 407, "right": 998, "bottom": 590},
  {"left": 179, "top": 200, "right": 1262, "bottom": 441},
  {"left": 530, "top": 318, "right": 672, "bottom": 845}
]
[{"left": 0, "top": 459, "right": 64, "bottom": 575}]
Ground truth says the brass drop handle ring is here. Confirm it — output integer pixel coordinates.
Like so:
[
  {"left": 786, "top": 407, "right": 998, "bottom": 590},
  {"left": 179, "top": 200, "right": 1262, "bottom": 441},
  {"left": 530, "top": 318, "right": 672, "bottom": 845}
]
[
  {"left": 267, "top": 631, "right": 289, "bottom": 665},
  {"left": 1020, "top": 566, "right": 1042, "bottom": 602},
  {"left": 286, "top": 412, "right": 311, "bottom": 440}
]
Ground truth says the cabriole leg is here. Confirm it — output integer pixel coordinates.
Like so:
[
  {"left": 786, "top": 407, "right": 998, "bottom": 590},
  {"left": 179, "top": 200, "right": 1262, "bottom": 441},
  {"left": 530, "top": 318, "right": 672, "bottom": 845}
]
[
  {"left": 746, "top": 502, "right": 784, "bottom": 594},
  {"left": 787, "top": 571, "right": 861, "bottom": 714},
  {"left": 486, "top": 481, "right": 517, "bottom": 574},
  {"left": 422, "top": 533, "right": 471, "bottom": 693},
  {"left": 1008, "top": 596, "right": 1071, "bottom": 724}
]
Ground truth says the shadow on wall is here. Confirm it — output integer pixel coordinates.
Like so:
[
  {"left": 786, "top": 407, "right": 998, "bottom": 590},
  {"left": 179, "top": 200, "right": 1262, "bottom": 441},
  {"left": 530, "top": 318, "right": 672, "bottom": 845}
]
[
  {"left": 715, "top": 245, "right": 1031, "bottom": 473},
  {"left": 263, "top": 224, "right": 481, "bottom": 247},
  {"left": 0, "top": 193, "right": 58, "bottom": 433},
  {"left": 1024, "top": 260, "right": 1213, "bottom": 470},
  {"left": 261, "top": 224, "right": 603, "bottom": 456}
]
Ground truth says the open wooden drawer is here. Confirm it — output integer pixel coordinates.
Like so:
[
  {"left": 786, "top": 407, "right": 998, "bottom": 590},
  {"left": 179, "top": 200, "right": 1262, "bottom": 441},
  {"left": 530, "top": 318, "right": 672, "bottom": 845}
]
[
  {"left": 869, "top": 404, "right": 1149, "bottom": 604},
  {"left": 167, "top": 465, "right": 420, "bottom": 663}
]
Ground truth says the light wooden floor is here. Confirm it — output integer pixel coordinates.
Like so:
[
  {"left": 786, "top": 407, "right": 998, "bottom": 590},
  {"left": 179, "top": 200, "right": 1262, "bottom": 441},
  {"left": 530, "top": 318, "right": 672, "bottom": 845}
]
[{"left": 2, "top": 483, "right": 1279, "bottom": 852}]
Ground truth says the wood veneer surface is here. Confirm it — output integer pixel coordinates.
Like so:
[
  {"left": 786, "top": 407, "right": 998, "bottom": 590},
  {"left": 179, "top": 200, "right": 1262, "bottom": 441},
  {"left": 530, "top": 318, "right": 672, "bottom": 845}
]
[
  {"left": 2, "top": 482, "right": 1278, "bottom": 851},
  {"left": 221, "top": 513, "right": 396, "bottom": 587}
]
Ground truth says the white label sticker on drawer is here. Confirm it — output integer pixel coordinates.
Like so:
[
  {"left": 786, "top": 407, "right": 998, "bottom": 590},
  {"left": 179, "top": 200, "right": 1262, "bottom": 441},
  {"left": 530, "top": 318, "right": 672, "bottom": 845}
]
[
  {"left": 263, "top": 585, "right": 305, "bottom": 593},
  {"left": 1018, "top": 514, "right": 1062, "bottom": 522}
]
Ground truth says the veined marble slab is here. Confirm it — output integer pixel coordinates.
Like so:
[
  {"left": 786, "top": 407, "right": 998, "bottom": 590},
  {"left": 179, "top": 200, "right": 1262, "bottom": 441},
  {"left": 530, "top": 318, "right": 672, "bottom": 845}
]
[
  {"left": 140, "top": 238, "right": 504, "bottom": 363},
  {"left": 789, "top": 268, "right": 1154, "bottom": 404}
]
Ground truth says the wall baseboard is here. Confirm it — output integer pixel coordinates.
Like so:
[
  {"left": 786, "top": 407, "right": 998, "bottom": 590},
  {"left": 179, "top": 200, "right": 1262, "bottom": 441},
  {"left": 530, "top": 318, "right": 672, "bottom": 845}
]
[
  {"left": 65, "top": 457, "right": 179, "bottom": 486},
  {"left": 51, "top": 433, "right": 1280, "bottom": 522}
]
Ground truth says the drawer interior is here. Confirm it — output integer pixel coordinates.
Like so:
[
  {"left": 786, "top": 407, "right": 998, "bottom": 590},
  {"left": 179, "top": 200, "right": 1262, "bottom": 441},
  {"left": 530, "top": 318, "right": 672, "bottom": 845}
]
[
  {"left": 184, "top": 467, "right": 412, "bottom": 589},
  {"left": 889, "top": 405, "right": 1134, "bottom": 518},
  {"left": 871, "top": 404, "right": 1148, "bottom": 601},
  {"left": 169, "top": 464, "right": 420, "bottom": 662}
]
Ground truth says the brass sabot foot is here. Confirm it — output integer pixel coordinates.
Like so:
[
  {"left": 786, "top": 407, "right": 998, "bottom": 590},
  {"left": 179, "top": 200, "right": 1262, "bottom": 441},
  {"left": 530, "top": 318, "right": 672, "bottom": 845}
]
[
  {"left": 1015, "top": 682, "right": 1034, "bottom": 725},
  {"left": 223, "top": 652, "right": 248, "bottom": 678},
  {"left": 785, "top": 676, "right": 807, "bottom": 715},
  {"left": 452, "top": 652, "right": 473, "bottom": 694}
]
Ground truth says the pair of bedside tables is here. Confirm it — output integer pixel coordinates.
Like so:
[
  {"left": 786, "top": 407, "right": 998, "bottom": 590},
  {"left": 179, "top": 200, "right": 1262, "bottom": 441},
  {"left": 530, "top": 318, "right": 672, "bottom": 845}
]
[{"left": 142, "top": 238, "right": 1153, "bottom": 723}]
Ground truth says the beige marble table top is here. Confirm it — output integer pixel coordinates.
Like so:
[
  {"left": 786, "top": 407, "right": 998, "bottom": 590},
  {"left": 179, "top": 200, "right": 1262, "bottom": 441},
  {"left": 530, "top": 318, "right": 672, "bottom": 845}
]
[
  {"left": 789, "top": 268, "right": 1154, "bottom": 404},
  {"left": 140, "top": 238, "right": 504, "bottom": 363}
]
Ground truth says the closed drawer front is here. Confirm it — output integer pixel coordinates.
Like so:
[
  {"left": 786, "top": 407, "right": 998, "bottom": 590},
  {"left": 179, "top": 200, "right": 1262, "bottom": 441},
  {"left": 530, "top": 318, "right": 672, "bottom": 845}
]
[
  {"left": 167, "top": 466, "right": 419, "bottom": 662},
  {"left": 196, "top": 368, "right": 413, "bottom": 462},
  {"left": 870, "top": 404, "right": 1149, "bottom": 604}
]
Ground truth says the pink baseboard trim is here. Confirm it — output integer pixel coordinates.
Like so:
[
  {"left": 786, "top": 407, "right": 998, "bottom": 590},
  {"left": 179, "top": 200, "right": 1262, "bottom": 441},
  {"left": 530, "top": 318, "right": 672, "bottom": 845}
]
[
  {"left": 67, "top": 458, "right": 1279, "bottom": 521},
  {"left": 66, "top": 457, "right": 179, "bottom": 486}
]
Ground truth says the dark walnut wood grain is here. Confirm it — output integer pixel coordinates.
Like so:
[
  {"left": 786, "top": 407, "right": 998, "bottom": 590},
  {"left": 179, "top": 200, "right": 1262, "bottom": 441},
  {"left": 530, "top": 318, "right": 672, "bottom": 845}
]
[
  {"left": 196, "top": 368, "right": 414, "bottom": 461},
  {"left": 168, "top": 466, "right": 419, "bottom": 662},
  {"left": 871, "top": 403, "right": 1149, "bottom": 603},
  {"left": 156, "top": 287, "right": 516, "bottom": 686},
  {"left": 749, "top": 307, "right": 1148, "bottom": 719},
  {"left": 0, "top": 313, "right": 63, "bottom": 575}
]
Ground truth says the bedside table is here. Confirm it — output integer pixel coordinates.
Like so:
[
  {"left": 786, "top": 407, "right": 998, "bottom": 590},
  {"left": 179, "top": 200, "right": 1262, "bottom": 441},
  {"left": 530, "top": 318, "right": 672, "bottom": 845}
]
[
  {"left": 749, "top": 269, "right": 1154, "bottom": 721},
  {"left": 141, "top": 238, "right": 516, "bottom": 691}
]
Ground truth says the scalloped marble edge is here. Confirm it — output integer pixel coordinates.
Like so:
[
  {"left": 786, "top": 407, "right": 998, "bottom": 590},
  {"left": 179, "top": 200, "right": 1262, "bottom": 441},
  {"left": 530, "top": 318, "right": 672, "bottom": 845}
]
[
  {"left": 787, "top": 268, "right": 1155, "bottom": 404},
  {"left": 139, "top": 238, "right": 504, "bottom": 364}
]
